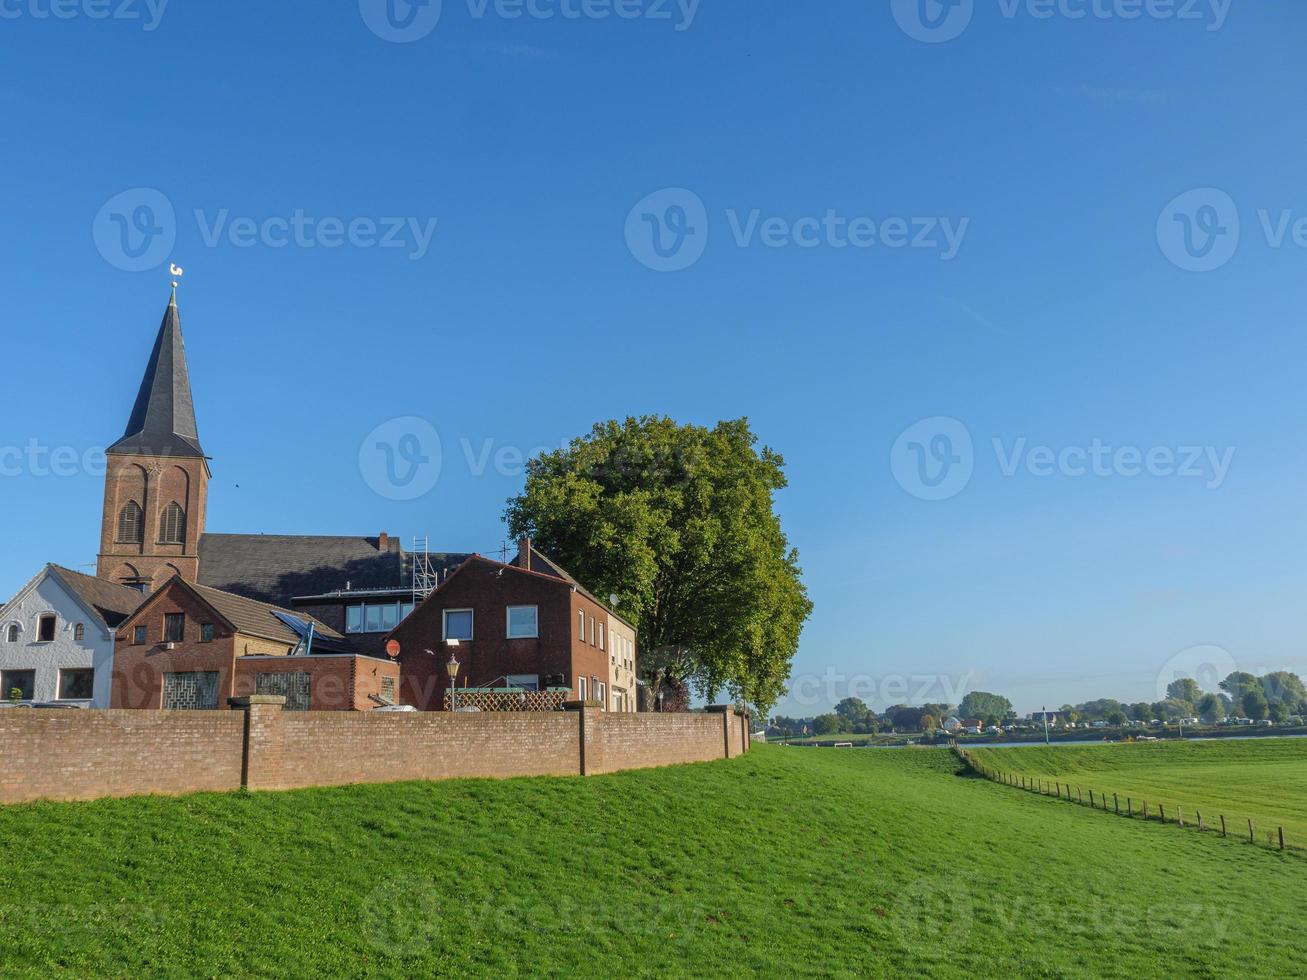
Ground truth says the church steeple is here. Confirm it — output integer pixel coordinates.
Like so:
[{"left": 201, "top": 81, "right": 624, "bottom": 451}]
[
  {"left": 108, "top": 290, "right": 204, "bottom": 459},
  {"left": 97, "top": 289, "right": 210, "bottom": 590}
]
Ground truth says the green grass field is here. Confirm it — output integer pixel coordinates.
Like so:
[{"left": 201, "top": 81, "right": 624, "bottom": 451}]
[
  {"left": 2, "top": 745, "right": 1305, "bottom": 977},
  {"left": 970, "top": 738, "right": 1307, "bottom": 848}
]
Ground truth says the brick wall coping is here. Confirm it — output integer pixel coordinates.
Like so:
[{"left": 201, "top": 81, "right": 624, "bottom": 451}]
[{"left": 228, "top": 695, "right": 288, "bottom": 708}]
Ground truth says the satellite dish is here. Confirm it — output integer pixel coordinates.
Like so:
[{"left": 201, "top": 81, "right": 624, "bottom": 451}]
[
  {"left": 385, "top": 639, "right": 401, "bottom": 659},
  {"left": 609, "top": 594, "right": 620, "bottom": 607}
]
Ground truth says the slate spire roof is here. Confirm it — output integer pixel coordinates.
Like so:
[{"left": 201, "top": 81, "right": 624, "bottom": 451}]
[{"left": 108, "top": 289, "right": 205, "bottom": 458}]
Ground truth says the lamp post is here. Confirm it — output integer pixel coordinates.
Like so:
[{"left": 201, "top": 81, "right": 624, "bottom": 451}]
[{"left": 447, "top": 655, "right": 460, "bottom": 713}]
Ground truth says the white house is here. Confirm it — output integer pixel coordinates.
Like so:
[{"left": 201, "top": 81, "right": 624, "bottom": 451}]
[
  {"left": 0, "top": 565, "right": 142, "bottom": 707},
  {"left": 942, "top": 716, "right": 962, "bottom": 732}
]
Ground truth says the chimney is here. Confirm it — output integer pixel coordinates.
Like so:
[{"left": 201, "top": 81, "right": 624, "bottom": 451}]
[
  {"left": 517, "top": 535, "right": 532, "bottom": 569},
  {"left": 379, "top": 532, "right": 390, "bottom": 552}
]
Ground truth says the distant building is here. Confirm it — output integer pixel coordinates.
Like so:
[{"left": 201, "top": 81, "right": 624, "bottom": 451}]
[{"left": 0, "top": 565, "right": 142, "bottom": 707}]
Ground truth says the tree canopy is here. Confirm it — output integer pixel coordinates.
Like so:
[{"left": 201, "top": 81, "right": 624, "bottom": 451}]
[
  {"left": 504, "top": 416, "right": 812, "bottom": 715},
  {"left": 957, "top": 691, "right": 1013, "bottom": 721}
]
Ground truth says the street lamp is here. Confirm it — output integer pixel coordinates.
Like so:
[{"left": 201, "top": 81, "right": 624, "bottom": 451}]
[{"left": 447, "top": 654, "right": 460, "bottom": 713}]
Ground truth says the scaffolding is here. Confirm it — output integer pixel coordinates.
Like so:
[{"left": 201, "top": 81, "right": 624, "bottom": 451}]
[{"left": 412, "top": 536, "right": 439, "bottom": 603}]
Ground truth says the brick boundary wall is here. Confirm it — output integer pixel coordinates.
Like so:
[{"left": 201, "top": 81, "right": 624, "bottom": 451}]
[{"left": 0, "top": 700, "right": 749, "bottom": 804}]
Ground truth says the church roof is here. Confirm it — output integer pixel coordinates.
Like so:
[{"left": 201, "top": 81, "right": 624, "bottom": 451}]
[
  {"left": 48, "top": 565, "right": 144, "bottom": 629},
  {"left": 197, "top": 533, "right": 471, "bottom": 607},
  {"left": 108, "top": 290, "right": 205, "bottom": 459}
]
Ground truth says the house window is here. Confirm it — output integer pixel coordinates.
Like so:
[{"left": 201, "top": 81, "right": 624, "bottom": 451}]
[
  {"left": 133, "top": 625, "right": 148, "bottom": 645},
  {"left": 578, "top": 609, "right": 584, "bottom": 639},
  {"left": 506, "top": 605, "right": 538, "bottom": 639},
  {"left": 58, "top": 669, "right": 95, "bottom": 700},
  {"left": 159, "top": 502, "right": 186, "bottom": 545},
  {"left": 589, "top": 617, "right": 595, "bottom": 645},
  {"left": 346, "top": 602, "right": 412, "bottom": 634},
  {"left": 73, "top": 623, "right": 85, "bottom": 642},
  {"left": 117, "top": 501, "right": 144, "bottom": 544},
  {"left": 256, "top": 672, "right": 311, "bottom": 711},
  {"left": 3, "top": 670, "right": 35, "bottom": 701},
  {"left": 599, "top": 624, "right": 605, "bottom": 651},
  {"left": 578, "top": 676, "right": 587, "bottom": 701},
  {"left": 597, "top": 681, "right": 607, "bottom": 708},
  {"left": 162, "top": 671, "right": 219, "bottom": 710},
  {"left": 200, "top": 623, "right": 215, "bottom": 643},
  {"left": 6, "top": 624, "right": 19, "bottom": 643},
  {"left": 164, "top": 613, "right": 185, "bottom": 643},
  {"left": 37, "top": 615, "right": 56, "bottom": 643},
  {"left": 506, "top": 674, "right": 540, "bottom": 692},
  {"left": 443, "top": 609, "right": 474, "bottom": 641}
]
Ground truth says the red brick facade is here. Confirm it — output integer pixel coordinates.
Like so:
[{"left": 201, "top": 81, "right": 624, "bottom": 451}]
[
  {"left": 97, "top": 454, "right": 210, "bottom": 591},
  {"left": 388, "top": 556, "right": 625, "bottom": 711},
  {"left": 111, "top": 579, "right": 398, "bottom": 711}
]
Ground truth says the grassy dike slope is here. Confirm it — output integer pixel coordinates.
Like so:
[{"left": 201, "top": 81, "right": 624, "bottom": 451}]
[
  {"left": 970, "top": 738, "right": 1307, "bottom": 846},
  {"left": 0, "top": 746, "right": 1303, "bottom": 978}
]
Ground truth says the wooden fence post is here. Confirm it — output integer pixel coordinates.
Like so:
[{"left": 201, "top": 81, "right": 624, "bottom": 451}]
[
  {"left": 1279, "top": 827, "right": 1285, "bottom": 851},
  {"left": 1197, "top": 811, "right": 1204, "bottom": 832},
  {"left": 1143, "top": 801, "right": 1148, "bottom": 820},
  {"left": 1127, "top": 797, "right": 1132, "bottom": 818},
  {"left": 1220, "top": 815, "right": 1227, "bottom": 838},
  {"left": 1249, "top": 819, "right": 1255, "bottom": 844},
  {"left": 1160, "top": 804, "right": 1166, "bottom": 823},
  {"left": 1178, "top": 807, "right": 1184, "bottom": 829},
  {"left": 1089, "top": 790, "right": 1095, "bottom": 808},
  {"left": 1114, "top": 794, "right": 1119, "bottom": 815}
]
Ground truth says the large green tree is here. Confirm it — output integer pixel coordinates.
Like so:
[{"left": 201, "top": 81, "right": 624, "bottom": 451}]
[
  {"left": 1165, "top": 678, "right": 1203, "bottom": 708},
  {"left": 957, "top": 691, "right": 1013, "bottom": 721},
  {"left": 504, "top": 416, "right": 812, "bottom": 715}
]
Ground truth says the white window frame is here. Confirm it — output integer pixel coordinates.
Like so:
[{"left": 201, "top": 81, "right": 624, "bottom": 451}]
[
  {"left": 598, "top": 623, "right": 605, "bottom": 651},
  {"left": 506, "top": 605, "right": 539, "bottom": 640},
  {"left": 578, "top": 676, "right": 588, "bottom": 700},
  {"left": 578, "top": 609, "right": 585, "bottom": 639},
  {"left": 442, "top": 608, "right": 475, "bottom": 641}
]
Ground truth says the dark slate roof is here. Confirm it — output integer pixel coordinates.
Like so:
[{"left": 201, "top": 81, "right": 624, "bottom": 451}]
[
  {"left": 198, "top": 533, "right": 471, "bottom": 607},
  {"left": 108, "top": 292, "right": 205, "bottom": 458},
  {"left": 189, "top": 581, "right": 345, "bottom": 645},
  {"left": 48, "top": 565, "right": 144, "bottom": 629}
]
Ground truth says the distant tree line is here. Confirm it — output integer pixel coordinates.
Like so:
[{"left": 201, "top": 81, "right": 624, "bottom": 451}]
[{"left": 769, "top": 673, "right": 1307, "bottom": 735}]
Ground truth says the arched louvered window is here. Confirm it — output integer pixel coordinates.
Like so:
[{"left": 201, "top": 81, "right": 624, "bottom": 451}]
[
  {"left": 73, "top": 623, "right": 85, "bottom": 641},
  {"left": 117, "top": 501, "right": 144, "bottom": 544},
  {"left": 159, "top": 502, "right": 186, "bottom": 545},
  {"left": 5, "top": 624, "right": 17, "bottom": 643}
]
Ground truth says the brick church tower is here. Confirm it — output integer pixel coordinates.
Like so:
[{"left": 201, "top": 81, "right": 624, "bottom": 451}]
[{"left": 97, "top": 289, "right": 210, "bottom": 591}]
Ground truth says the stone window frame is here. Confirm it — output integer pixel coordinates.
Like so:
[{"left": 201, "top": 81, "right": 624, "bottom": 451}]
[{"left": 37, "top": 614, "right": 56, "bottom": 643}]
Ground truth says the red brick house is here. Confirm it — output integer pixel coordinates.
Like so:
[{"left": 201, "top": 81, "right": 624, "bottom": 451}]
[
  {"left": 111, "top": 576, "right": 400, "bottom": 711},
  {"left": 386, "top": 540, "right": 638, "bottom": 712}
]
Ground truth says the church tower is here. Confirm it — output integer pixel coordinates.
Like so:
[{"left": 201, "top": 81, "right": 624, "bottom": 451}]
[{"left": 97, "top": 289, "right": 210, "bottom": 591}]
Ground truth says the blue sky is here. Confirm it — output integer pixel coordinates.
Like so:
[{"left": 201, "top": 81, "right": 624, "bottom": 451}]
[{"left": 2, "top": 1, "right": 1305, "bottom": 715}]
